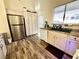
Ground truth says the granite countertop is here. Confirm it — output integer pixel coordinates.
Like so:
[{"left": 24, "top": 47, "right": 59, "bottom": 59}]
[{"left": 40, "top": 27, "right": 79, "bottom": 37}]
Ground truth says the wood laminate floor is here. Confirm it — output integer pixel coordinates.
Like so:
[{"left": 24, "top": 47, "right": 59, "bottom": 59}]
[{"left": 6, "top": 35, "right": 57, "bottom": 59}]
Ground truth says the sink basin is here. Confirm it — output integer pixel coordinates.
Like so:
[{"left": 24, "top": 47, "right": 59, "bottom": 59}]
[{"left": 51, "top": 28, "right": 72, "bottom": 33}]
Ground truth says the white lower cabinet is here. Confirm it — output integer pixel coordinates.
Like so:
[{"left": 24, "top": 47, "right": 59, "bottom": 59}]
[
  {"left": 40, "top": 29, "right": 79, "bottom": 56},
  {"left": 40, "top": 29, "right": 48, "bottom": 42},
  {"left": 54, "top": 32, "right": 68, "bottom": 51},
  {"left": 48, "top": 31, "right": 56, "bottom": 45},
  {"left": 65, "top": 36, "right": 79, "bottom": 56},
  {"left": 47, "top": 31, "right": 68, "bottom": 51}
]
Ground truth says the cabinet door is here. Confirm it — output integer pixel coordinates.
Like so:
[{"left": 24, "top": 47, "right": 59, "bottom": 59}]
[
  {"left": 32, "top": 13, "right": 34, "bottom": 34},
  {"left": 34, "top": 13, "right": 38, "bottom": 34},
  {"left": 55, "top": 33, "right": 67, "bottom": 51},
  {"left": 32, "top": 13, "right": 38, "bottom": 34},
  {"left": 29, "top": 13, "right": 33, "bottom": 35},
  {"left": 40, "top": 29, "right": 47, "bottom": 42},
  {"left": 47, "top": 31, "right": 55, "bottom": 45},
  {"left": 25, "top": 12, "right": 30, "bottom": 36},
  {"left": 25, "top": 12, "right": 38, "bottom": 36},
  {"left": 65, "top": 37, "right": 79, "bottom": 56}
]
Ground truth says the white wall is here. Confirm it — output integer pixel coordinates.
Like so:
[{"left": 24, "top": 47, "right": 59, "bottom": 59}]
[
  {"left": 38, "top": 0, "right": 73, "bottom": 26},
  {"left": 0, "top": 0, "right": 10, "bottom": 37},
  {"left": 4, "top": 0, "right": 36, "bottom": 14}
]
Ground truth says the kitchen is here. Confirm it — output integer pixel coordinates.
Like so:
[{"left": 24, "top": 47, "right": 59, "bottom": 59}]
[{"left": 0, "top": 0, "right": 79, "bottom": 59}]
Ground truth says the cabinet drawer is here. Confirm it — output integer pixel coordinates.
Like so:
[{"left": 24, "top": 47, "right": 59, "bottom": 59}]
[
  {"left": 65, "top": 38, "right": 79, "bottom": 56},
  {"left": 40, "top": 29, "right": 47, "bottom": 42},
  {"left": 48, "top": 31, "right": 55, "bottom": 45},
  {"left": 54, "top": 33, "right": 67, "bottom": 51}
]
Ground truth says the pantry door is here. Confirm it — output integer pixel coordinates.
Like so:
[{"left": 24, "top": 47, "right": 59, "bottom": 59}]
[{"left": 32, "top": 13, "right": 38, "bottom": 34}]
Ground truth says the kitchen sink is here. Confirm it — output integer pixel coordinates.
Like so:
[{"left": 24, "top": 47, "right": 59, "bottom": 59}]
[{"left": 51, "top": 28, "right": 72, "bottom": 33}]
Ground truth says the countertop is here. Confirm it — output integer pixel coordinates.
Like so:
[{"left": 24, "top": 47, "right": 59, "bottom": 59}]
[{"left": 40, "top": 27, "right": 79, "bottom": 38}]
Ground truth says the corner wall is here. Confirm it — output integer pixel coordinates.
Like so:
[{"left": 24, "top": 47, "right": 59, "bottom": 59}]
[{"left": 0, "top": 0, "right": 10, "bottom": 37}]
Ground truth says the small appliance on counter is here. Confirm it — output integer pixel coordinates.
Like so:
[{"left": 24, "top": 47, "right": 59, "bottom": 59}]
[
  {"left": 44, "top": 21, "right": 49, "bottom": 29},
  {"left": 53, "top": 24, "right": 62, "bottom": 29},
  {"left": 51, "top": 24, "right": 72, "bottom": 33}
]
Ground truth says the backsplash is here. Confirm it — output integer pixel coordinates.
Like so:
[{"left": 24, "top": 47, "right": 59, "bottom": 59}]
[{"left": 63, "top": 25, "right": 79, "bottom": 30}]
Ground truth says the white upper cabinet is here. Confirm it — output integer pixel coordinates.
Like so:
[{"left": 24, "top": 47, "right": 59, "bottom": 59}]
[{"left": 64, "top": 0, "right": 79, "bottom": 24}]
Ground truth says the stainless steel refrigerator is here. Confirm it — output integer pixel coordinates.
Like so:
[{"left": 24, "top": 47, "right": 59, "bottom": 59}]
[{"left": 7, "top": 15, "right": 26, "bottom": 41}]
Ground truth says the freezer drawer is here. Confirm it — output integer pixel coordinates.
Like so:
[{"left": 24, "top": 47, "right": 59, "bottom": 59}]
[
  {"left": 9, "top": 16, "right": 24, "bottom": 24},
  {"left": 11, "top": 25, "right": 25, "bottom": 41}
]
